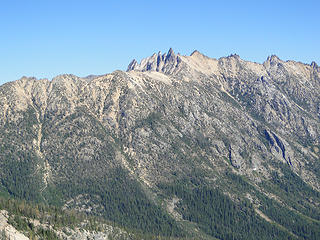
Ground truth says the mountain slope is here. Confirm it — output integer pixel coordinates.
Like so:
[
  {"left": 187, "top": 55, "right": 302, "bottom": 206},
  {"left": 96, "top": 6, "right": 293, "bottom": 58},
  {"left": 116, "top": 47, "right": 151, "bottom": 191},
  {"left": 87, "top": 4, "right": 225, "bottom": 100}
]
[{"left": 0, "top": 49, "right": 319, "bottom": 239}]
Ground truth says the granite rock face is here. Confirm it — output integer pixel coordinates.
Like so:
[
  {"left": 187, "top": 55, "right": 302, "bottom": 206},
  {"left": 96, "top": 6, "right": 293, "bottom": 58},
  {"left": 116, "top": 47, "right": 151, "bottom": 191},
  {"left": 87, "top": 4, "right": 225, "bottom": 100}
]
[
  {"left": 126, "top": 49, "right": 320, "bottom": 187},
  {"left": 0, "top": 49, "right": 319, "bottom": 238}
]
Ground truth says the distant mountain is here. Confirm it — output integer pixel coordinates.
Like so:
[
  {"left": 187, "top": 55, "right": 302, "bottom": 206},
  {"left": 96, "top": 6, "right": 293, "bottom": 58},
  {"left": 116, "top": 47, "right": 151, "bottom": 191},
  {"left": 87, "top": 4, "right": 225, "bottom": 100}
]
[{"left": 0, "top": 49, "right": 319, "bottom": 239}]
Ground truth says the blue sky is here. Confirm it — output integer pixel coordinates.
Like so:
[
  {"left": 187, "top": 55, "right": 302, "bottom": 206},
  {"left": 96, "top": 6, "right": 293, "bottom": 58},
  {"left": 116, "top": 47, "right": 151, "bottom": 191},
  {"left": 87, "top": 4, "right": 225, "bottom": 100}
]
[{"left": 0, "top": 0, "right": 319, "bottom": 84}]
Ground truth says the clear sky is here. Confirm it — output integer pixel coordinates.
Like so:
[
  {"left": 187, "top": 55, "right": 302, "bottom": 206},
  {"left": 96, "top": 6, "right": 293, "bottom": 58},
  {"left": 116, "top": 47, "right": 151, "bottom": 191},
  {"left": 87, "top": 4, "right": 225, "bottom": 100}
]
[{"left": 0, "top": 0, "right": 319, "bottom": 85}]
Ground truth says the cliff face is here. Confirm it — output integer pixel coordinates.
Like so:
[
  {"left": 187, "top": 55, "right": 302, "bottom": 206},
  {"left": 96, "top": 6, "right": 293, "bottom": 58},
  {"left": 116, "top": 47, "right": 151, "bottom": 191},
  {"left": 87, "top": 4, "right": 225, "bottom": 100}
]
[{"left": 0, "top": 49, "right": 319, "bottom": 239}]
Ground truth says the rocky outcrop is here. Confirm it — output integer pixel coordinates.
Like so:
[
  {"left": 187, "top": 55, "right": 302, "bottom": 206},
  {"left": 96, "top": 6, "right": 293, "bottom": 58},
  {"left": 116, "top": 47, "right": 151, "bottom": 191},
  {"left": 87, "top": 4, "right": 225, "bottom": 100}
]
[
  {"left": 0, "top": 210, "right": 133, "bottom": 240},
  {"left": 0, "top": 210, "right": 29, "bottom": 240},
  {"left": 127, "top": 48, "right": 182, "bottom": 74}
]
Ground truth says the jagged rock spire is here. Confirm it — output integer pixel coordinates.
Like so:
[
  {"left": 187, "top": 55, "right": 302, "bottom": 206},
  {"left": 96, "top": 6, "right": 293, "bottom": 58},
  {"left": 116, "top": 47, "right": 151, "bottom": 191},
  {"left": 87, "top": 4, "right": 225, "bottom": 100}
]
[
  {"left": 127, "top": 59, "right": 138, "bottom": 71},
  {"left": 266, "top": 54, "right": 282, "bottom": 63},
  {"left": 126, "top": 48, "right": 181, "bottom": 74},
  {"left": 311, "top": 61, "right": 319, "bottom": 70}
]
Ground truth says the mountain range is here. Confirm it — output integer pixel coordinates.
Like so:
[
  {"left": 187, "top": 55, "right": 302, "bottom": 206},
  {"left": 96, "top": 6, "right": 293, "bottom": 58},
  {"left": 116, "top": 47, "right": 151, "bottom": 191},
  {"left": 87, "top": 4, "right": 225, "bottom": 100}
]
[{"left": 0, "top": 49, "right": 319, "bottom": 239}]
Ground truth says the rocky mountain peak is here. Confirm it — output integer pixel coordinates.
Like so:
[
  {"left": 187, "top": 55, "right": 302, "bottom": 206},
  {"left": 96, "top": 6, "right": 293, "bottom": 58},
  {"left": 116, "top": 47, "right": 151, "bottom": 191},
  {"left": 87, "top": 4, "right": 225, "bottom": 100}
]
[
  {"left": 164, "top": 48, "right": 176, "bottom": 63},
  {"left": 167, "top": 47, "right": 174, "bottom": 56},
  {"left": 227, "top": 53, "right": 241, "bottom": 59},
  {"left": 266, "top": 54, "right": 282, "bottom": 64},
  {"left": 189, "top": 50, "right": 211, "bottom": 59},
  {"left": 263, "top": 54, "right": 283, "bottom": 69},
  {"left": 190, "top": 50, "right": 201, "bottom": 56},
  {"left": 127, "top": 48, "right": 182, "bottom": 74}
]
